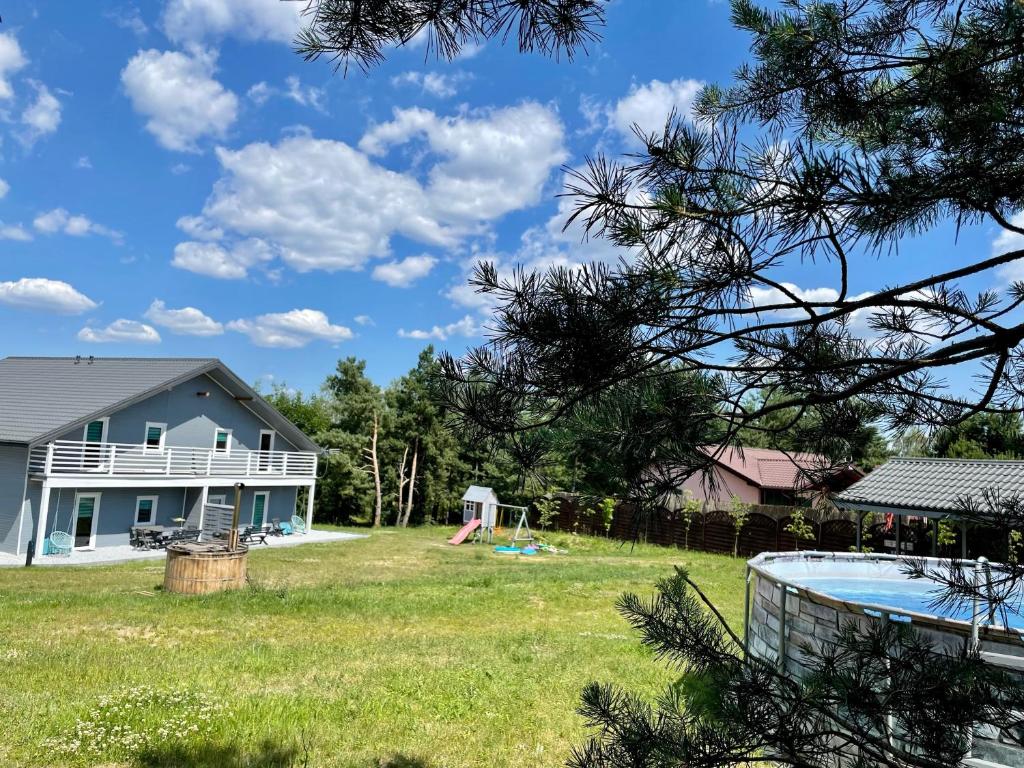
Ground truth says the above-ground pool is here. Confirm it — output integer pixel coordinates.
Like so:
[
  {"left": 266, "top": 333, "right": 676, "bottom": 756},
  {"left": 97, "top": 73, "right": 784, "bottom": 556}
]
[
  {"left": 746, "top": 552, "right": 1024, "bottom": 767},
  {"left": 753, "top": 553, "right": 1024, "bottom": 630}
]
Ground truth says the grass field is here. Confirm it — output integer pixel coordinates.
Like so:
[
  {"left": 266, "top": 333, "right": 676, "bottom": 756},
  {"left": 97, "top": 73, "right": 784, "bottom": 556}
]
[{"left": 0, "top": 527, "right": 746, "bottom": 768}]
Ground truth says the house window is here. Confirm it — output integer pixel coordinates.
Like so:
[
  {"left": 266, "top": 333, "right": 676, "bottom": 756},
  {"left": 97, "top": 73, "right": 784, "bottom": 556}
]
[
  {"left": 214, "top": 429, "right": 231, "bottom": 452},
  {"left": 81, "top": 418, "right": 109, "bottom": 468},
  {"left": 83, "top": 418, "right": 108, "bottom": 443},
  {"left": 135, "top": 495, "right": 158, "bottom": 525},
  {"left": 144, "top": 422, "right": 166, "bottom": 451}
]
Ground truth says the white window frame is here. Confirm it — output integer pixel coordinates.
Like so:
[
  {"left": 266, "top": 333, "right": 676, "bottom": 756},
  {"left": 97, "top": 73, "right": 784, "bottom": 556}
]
[
  {"left": 251, "top": 491, "right": 270, "bottom": 527},
  {"left": 134, "top": 495, "right": 159, "bottom": 526},
  {"left": 81, "top": 417, "right": 109, "bottom": 444},
  {"left": 71, "top": 491, "right": 102, "bottom": 550},
  {"left": 208, "top": 494, "right": 227, "bottom": 506},
  {"left": 143, "top": 421, "right": 167, "bottom": 453},
  {"left": 258, "top": 430, "right": 276, "bottom": 472},
  {"left": 258, "top": 429, "right": 276, "bottom": 451},
  {"left": 213, "top": 427, "right": 233, "bottom": 454},
  {"left": 80, "top": 417, "right": 110, "bottom": 470}
]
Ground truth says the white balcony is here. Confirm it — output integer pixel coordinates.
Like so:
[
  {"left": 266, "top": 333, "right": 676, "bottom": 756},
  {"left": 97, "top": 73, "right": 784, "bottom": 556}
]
[{"left": 29, "top": 439, "right": 317, "bottom": 483}]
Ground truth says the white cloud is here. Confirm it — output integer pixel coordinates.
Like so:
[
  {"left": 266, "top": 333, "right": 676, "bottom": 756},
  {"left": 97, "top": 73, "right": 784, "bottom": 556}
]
[
  {"left": 372, "top": 255, "right": 437, "bottom": 287},
  {"left": 162, "top": 0, "right": 303, "bottom": 46},
  {"left": 108, "top": 5, "right": 149, "bottom": 36},
  {"left": 144, "top": 299, "right": 223, "bottom": 336},
  {"left": 0, "top": 32, "right": 26, "bottom": 100},
  {"left": 284, "top": 76, "right": 326, "bottom": 111},
  {"left": 0, "top": 277, "right": 97, "bottom": 314},
  {"left": 227, "top": 308, "right": 353, "bottom": 348},
  {"left": 390, "top": 71, "right": 468, "bottom": 98},
  {"left": 247, "top": 80, "right": 271, "bottom": 105},
  {"left": 33, "top": 208, "right": 123, "bottom": 243},
  {"left": 445, "top": 170, "right": 631, "bottom": 315},
  {"left": 747, "top": 282, "right": 844, "bottom": 317},
  {"left": 176, "top": 103, "right": 565, "bottom": 277},
  {"left": 610, "top": 77, "right": 703, "bottom": 141},
  {"left": 247, "top": 77, "right": 326, "bottom": 112},
  {"left": 994, "top": 213, "right": 1024, "bottom": 282},
  {"left": 171, "top": 239, "right": 272, "bottom": 279},
  {"left": 121, "top": 48, "right": 238, "bottom": 152},
  {"left": 78, "top": 319, "right": 161, "bottom": 344},
  {"left": 176, "top": 214, "right": 223, "bottom": 241},
  {"left": 0, "top": 223, "right": 31, "bottom": 241},
  {"left": 76, "top": 156, "right": 93, "bottom": 170},
  {"left": 18, "top": 82, "right": 62, "bottom": 145},
  {"left": 398, "top": 314, "right": 479, "bottom": 341},
  {"left": 360, "top": 102, "right": 567, "bottom": 223},
  {"left": 746, "top": 281, "right": 878, "bottom": 335},
  {"left": 180, "top": 136, "right": 444, "bottom": 274},
  {"left": 170, "top": 162, "right": 190, "bottom": 175},
  {"left": 354, "top": 314, "right": 374, "bottom": 326},
  {"left": 0, "top": 177, "right": 8, "bottom": 198}
]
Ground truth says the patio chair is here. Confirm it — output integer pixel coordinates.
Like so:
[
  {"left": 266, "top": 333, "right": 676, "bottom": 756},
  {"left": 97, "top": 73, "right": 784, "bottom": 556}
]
[
  {"left": 47, "top": 530, "right": 73, "bottom": 557},
  {"left": 269, "top": 518, "right": 286, "bottom": 536},
  {"left": 290, "top": 515, "right": 306, "bottom": 534},
  {"left": 142, "top": 529, "right": 166, "bottom": 549},
  {"left": 129, "top": 527, "right": 145, "bottom": 549}
]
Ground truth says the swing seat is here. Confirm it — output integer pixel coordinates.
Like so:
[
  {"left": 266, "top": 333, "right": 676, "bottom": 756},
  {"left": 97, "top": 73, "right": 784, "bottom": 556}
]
[{"left": 46, "top": 530, "right": 73, "bottom": 557}]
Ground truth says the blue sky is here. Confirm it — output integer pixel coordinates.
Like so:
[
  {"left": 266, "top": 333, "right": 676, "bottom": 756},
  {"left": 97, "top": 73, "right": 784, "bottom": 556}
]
[{"left": 0, "top": 1, "right": 1013, "bottom": 395}]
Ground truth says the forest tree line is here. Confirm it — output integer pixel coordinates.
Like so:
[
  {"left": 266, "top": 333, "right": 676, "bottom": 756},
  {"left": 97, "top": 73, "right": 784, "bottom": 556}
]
[{"left": 263, "top": 353, "right": 1024, "bottom": 527}]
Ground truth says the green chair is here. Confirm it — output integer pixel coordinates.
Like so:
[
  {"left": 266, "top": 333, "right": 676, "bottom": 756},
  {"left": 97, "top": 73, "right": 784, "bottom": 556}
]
[
  {"left": 47, "top": 531, "right": 73, "bottom": 556},
  {"left": 290, "top": 515, "right": 306, "bottom": 534}
]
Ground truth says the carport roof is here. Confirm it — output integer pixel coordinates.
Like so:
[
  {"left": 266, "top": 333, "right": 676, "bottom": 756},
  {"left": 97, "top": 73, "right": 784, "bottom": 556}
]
[{"left": 834, "top": 457, "right": 1024, "bottom": 517}]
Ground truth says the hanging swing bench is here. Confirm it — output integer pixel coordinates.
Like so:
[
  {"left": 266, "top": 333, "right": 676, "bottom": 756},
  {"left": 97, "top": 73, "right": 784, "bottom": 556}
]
[{"left": 43, "top": 488, "right": 74, "bottom": 556}]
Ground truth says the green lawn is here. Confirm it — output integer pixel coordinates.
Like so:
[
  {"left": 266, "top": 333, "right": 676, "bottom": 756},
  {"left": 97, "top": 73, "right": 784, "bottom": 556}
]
[{"left": 0, "top": 527, "right": 746, "bottom": 768}]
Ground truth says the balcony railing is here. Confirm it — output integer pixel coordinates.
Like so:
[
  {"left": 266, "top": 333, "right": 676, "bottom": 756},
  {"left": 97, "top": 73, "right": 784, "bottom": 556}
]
[{"left": 29, "top": 440, "right": 317, "bottom": 480}]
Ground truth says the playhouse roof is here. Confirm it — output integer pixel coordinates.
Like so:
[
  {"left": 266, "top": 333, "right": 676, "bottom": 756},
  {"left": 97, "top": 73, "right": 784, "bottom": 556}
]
[{"left": 462, "top": 485, "right": 496, "bottom": 503}]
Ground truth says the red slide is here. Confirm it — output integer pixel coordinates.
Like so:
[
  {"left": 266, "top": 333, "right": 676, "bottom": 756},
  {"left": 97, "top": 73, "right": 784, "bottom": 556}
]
[{"left": 448, "top": 519, "right": 481, "bottom": 545}]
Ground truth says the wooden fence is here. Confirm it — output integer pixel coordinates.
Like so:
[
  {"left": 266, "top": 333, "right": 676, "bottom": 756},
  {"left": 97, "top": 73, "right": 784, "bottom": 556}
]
[
  {"left": 551, "top": 498, "right": 859, "bottom": 556},
  {"left": 550, "top": 497, "right": 1002, "bottom": 559}
]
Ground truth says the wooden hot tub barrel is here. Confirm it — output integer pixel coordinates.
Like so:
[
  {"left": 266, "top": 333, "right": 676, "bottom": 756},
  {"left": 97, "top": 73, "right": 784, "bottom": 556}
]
[{"left": 164, "top": 542, "right": 248, "bottom": 595}]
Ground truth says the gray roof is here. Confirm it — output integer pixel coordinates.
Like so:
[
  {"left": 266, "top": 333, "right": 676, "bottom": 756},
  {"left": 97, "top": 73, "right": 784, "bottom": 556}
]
[
  {"left": 834, "top": 457, "right": 1024, "bottom": 517},
  {"left": 462, "top": 485, "right": 497, "bottom": 503},
  {"left": 0, "top": 357, "right": 318, "bottom": 451}
]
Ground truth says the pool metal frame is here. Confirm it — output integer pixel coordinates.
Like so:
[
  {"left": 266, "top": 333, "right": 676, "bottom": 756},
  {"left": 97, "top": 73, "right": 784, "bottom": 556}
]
[
  {"left": 745, "top": 550, "right": 1024, "bottom": 767},
  {"left": 745, "top": 551, "right": 1024, "bottom": 664}
]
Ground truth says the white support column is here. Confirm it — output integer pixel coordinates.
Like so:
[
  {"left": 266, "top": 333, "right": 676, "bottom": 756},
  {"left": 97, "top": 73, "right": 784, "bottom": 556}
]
[
  {"left": 34, "top": 482, "right": 52, "bottom": 558},
  {"left": 197, "top": 485, "right": 209, "bottom": 541},
  {"left": 305, "top": 480, "right": 315, "bottom": 533}
]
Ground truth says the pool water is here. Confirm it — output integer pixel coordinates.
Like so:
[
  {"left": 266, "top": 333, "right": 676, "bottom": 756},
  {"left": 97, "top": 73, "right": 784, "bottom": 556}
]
[{"left": 798, "top": 576, "right": 1024, "bottom": 630}]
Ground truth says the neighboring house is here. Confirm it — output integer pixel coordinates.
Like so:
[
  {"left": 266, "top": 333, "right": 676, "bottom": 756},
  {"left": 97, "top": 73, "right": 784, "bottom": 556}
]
[
  {"left": 0, "top": 357, "right": 320, "bottom": 558},
  {"left": 678, "top": 446, "right": 864, "bottom": 508}
]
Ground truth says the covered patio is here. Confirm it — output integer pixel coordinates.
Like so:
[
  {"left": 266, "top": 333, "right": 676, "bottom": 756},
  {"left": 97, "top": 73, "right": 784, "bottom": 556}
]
[
  {"left": 0, "top": 528, "right": 365, "bottom": 568},
  {"left": 834, "top": 457, "right": 1024, "bottom": 557}
]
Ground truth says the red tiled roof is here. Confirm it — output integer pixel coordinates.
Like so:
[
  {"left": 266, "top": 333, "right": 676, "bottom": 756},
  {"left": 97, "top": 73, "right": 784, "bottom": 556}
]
[{"left": 704, "top": 446, "right": 860, "bottom": 490}]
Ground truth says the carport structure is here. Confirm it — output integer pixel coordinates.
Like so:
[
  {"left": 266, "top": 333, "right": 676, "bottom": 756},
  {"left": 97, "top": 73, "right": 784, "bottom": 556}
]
[{"left": 834, "top": 457, "right": 1024, "bottom": 557}]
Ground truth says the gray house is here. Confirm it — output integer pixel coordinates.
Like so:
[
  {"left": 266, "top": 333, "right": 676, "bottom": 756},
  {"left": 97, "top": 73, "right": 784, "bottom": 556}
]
[{"left": 0, "top": 356, "right": 320, "bottom": 558}]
